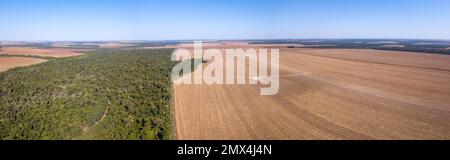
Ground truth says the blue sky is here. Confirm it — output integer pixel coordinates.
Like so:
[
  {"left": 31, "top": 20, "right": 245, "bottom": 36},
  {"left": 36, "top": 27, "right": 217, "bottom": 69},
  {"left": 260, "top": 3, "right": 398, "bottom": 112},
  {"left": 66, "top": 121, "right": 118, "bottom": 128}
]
[{"left": 1, "top": 0, "right": 449, "bottom": 41}]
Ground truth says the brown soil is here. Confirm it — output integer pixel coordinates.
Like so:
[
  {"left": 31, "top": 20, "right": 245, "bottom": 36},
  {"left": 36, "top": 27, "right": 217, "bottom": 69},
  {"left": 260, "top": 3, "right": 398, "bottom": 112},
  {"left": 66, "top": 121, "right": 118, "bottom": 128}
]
[
  {"left": 0, "top": 47, "right": 85, "bottom": 58},
  {"left": 0, "top": 57, "right": 47, "bottom": 72},
  {"left": 173, "top": 44, "right": 450, "bottom": 140}
]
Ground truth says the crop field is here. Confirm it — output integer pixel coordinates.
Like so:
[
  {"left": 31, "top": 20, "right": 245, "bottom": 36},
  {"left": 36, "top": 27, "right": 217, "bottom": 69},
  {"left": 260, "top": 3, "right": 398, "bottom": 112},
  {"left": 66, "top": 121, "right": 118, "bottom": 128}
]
[
  {"left": 98, "top": 43, "right": 139, "bottom": 48},
  {"left": 0, "top": 57, "right": 47, "bottom": 72},
  {"left": 0, "top": 49, "right": 176, "bottom": 140},
  {"left": 173, "top": 44, "right": 450, "bottom": 140},
  {"left": 0, "top": 47, "right": 85, "bottom": 58},
  {"left": 2, "top": 42, "right": 450, "bottom": 140}
]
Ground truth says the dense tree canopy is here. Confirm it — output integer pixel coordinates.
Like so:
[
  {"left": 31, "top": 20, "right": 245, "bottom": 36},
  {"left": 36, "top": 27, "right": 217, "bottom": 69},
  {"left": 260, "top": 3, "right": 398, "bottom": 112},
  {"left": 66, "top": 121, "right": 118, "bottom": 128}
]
[{"left": 0, "top": 49, "right": 179, "bottom": 140}]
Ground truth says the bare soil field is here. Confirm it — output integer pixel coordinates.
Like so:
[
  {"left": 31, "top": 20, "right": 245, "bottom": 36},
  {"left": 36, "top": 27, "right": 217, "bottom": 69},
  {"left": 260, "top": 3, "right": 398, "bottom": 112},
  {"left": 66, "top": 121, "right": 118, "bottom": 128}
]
[
  {"left": 0, "top": 57, "right": 47, "bottom": 72},
  {"left": 98, "top": 43, "right": 138, "bottom": 48},
  {"left": 173, "top": 44, "right": 450, "bottom": 140},
  {"left": 175, "top": 42, "right": 304, "bottom": 49},
  {"left": 0, "top": 47, "right": 85, "bottom": 58},
  {"left": 140, "top": 45, "right": 179, "bottom": 49}
]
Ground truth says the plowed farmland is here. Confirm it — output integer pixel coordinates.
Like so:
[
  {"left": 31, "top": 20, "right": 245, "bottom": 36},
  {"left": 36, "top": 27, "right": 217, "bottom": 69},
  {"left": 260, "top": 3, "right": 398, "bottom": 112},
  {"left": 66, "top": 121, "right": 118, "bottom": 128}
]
[
  {"left": 0, "top": 47, "right": 84, "bottom": 58},
  {"left": 173, "top": 46, "right": 450, "bottom": 140},
  {"left": 0, "top": 57, "right": 47, "bottom": 72}
]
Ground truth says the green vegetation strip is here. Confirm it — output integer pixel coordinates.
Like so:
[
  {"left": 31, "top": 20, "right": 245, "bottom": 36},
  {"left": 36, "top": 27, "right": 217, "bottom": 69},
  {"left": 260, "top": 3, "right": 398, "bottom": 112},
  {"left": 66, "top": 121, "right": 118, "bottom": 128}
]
[{"left": 0, "top": 49, "right": 179, "bottom": 140}]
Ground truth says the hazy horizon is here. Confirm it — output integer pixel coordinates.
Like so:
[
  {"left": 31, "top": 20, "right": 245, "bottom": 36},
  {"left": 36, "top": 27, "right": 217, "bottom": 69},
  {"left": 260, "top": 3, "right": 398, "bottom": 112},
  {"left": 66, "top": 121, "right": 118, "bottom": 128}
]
[
  {"left": 1, "top": 0, "right": 450, "bottom": 41},
  {"left": 2, "top": 38, "right": 450, "bottom": 42}
]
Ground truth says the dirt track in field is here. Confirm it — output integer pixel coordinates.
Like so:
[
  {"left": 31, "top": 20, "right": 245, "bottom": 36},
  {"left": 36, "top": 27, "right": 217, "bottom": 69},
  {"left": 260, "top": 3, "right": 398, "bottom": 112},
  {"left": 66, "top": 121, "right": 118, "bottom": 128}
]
[
  {"left": 0, "top": 47, "right": 84, "bottom": 58},
  {"left": 173, "top": 43, "right": 450, "bottom": 140},
  {"left": 0, "top": 57, "right": 48, "bottom": 72}
]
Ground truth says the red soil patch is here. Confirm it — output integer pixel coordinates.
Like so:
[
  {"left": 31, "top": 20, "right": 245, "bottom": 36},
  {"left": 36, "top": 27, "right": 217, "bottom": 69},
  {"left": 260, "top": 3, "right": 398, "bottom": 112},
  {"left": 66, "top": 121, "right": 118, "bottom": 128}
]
[
  {"left": 0, "top": 47, "right": 85, "bottom": 58},
  {"left": 0, "top": 57, "right": 47, "bottom": 72}
]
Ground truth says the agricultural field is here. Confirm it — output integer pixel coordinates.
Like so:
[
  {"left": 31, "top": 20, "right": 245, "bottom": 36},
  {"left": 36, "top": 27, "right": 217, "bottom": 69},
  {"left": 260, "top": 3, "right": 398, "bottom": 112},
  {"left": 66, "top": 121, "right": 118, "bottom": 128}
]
[
  {"left": 173, "top": 43, "right": 450, "bottom": 140},
  {"left": 2, "top": 41, "right": 450, "bottom": 140},
  {"left": 0, "top": 57, "right": 47, "bottom": 72},
  {"left": 249, "top": 39, "right": 450, "bottom": 55},
  {"left": 0, "top": 49, "right": 177, "bottom": 140},
  {"left": 0, "top": 47, "right": 85, "bottom": 58}
]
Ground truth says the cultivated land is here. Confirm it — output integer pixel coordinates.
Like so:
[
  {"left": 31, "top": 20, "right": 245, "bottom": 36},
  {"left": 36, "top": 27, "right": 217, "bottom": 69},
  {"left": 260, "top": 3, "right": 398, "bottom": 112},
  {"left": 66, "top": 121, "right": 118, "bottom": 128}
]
[
  {"left": 173, "top": 44, "right": 450, "bottom": 140},
  {"left": 2, "top": 40, "right": 450, "bottom": 140},
  {"left": 0, "top": 47, "right": 85, "bottom": 58},
  {"left": 0, "top": 57, "right": 47, "bottom": 72}
]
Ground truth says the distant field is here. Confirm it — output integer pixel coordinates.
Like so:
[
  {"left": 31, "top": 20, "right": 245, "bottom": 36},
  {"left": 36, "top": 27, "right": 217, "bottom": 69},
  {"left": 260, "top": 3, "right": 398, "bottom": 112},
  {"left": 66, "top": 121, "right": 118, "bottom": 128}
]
[
  {"left": 0, "top": 57, "right": 47, "bottom": 72},
  {"left": 0, "top": 47, "right": 85, "bottom": 58},
  {"left": 174, "top": 43, "right": 450, "bottom": 140},
  {"left": 98, "top": 43, "right": 139, "bottom": 48},
  {"left": 249, "top": 39, "right": 450, "bottom": 55}
]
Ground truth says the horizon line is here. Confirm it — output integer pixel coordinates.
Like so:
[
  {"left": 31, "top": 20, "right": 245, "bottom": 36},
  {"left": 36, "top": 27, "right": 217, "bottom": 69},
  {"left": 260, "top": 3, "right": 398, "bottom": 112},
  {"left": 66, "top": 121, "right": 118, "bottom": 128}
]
[{"left": 2, "top": 38, "right": 450, "bottom": 42}]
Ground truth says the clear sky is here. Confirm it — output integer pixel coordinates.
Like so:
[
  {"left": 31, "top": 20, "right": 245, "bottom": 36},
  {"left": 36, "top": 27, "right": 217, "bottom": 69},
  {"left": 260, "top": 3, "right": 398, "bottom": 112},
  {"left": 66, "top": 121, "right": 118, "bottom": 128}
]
[{"left": 1, "top": 0, "right": 450, "bottom": 41}]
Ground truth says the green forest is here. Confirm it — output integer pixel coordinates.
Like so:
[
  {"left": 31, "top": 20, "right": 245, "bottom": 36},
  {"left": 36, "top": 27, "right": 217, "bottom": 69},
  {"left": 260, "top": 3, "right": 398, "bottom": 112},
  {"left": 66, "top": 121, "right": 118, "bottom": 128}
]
[{"left": 0, "top": 49, "right": 181, "bottom": 140}]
